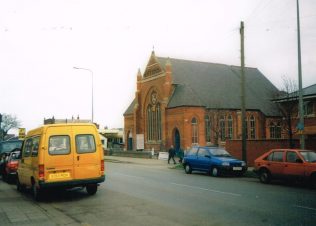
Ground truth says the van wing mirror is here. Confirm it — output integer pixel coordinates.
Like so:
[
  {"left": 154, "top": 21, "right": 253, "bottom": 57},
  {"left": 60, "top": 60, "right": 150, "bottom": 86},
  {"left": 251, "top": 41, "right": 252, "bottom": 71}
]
[
  {"left": 205, "top": 155, "right": 211, "bottom": 158},
  {"left": 296, "top": 158, "right": 303, "bottom": 163}
]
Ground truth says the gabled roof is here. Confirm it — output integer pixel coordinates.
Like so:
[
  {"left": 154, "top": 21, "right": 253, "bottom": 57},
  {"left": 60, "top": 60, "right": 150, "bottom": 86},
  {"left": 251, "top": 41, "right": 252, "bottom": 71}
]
[
  {"left": 124, "top": 55, "right": 282, "bottom": 117},
  {"left": 157, "top": 57, "right": 280, "bottom": 116},
  {"left": 124, "top": 98, "right": 136, "bottom": 116}
]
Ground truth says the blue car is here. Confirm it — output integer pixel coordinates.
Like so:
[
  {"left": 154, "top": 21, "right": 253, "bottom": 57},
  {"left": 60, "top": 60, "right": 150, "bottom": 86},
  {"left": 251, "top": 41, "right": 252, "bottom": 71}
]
[{"left": 183, "top": 146, "right": 247, "bottom": 177}]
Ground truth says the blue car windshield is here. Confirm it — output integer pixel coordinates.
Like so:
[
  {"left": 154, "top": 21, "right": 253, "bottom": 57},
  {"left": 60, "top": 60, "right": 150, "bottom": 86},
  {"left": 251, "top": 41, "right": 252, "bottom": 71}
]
[{"left": 209, "top": 148, "right": 232, "bottom": 157}]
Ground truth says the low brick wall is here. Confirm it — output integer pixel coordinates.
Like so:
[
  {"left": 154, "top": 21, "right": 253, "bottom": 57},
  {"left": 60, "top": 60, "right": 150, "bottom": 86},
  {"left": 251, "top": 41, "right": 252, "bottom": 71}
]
[
  {"left": 226, "top": 139, "right": 316, "bottom": 166},
  {"left": 104, "top": 148, "right": 153, "bottom": 159}
]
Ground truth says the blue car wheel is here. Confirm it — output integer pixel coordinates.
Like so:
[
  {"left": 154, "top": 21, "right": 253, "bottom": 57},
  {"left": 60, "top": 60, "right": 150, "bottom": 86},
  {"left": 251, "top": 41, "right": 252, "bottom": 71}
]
[
  {"left": 184, "top": 164, "right": 192, "bottom": 174},
  {"left": 211, "top": 167, "right": 220, "bottom": 177}
]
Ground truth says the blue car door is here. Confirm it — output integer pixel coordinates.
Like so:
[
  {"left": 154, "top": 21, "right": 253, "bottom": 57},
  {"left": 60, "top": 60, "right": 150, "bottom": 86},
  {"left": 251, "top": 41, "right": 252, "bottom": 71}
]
[
  {"left": 196, "top": 148, "right": 211, "bottom": 171},
  {"left": 187, "top": 147, "right": 199, "bottom": 169}
]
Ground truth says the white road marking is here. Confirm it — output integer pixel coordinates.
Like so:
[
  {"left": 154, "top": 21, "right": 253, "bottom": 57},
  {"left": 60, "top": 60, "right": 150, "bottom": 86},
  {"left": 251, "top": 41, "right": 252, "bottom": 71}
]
[
  {"left": 171, "top": 182, "right": 242, "bottom": 197},
  {"left": 293, "top": 205, "right": 316, "bottom": 212},
  {"left": 112, "top": 172, "right": 145, "bottom": 180}
]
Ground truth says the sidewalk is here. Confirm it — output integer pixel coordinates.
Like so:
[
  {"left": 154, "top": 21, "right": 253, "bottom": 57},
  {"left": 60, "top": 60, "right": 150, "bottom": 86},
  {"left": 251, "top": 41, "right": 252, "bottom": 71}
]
[
  {"left": 0, "top": 179, "right": 82, "bottom": 226},
  {"left": 104, "top": 155, "right": 256, "bottom": 177},
  {"left": 104, "top": 155, "right": 169, "bottom": 165}
]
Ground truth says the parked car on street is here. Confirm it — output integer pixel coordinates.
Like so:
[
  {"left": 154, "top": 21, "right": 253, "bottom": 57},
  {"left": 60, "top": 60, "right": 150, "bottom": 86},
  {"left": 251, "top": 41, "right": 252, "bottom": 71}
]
[
  {"left": 0, "top": 140, "right": 23, "bottom": 155},
  {"left": 183, "top": 146, "right": 247, "bottom": 176},
  {"left": 254, "top": 149, "right": 316, "bottom": 187},
  {"left": 0, "top": 140, "right": 23, "bottom": 180},
  {"left": 2, "top": 148, "right": 21, "bottom": 182},
  {"left": 16, "top": 123, "right": 105, "bottom": 201}
]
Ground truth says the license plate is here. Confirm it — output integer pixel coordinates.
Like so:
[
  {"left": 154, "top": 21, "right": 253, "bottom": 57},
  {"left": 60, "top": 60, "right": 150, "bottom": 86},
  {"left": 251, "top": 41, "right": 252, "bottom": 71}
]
[
  {"left": 49, "top": 172, "right": 70, "bottom": 179},
  {"left": 233, "top": 167, "right": 242, "bottom": 171}
]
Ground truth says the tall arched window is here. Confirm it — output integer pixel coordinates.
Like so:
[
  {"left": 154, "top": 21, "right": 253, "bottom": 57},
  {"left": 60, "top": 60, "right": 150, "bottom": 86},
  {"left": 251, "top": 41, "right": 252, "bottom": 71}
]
[
  {"left": 269, "top": 122, "right": 275, "bottom": 139},
  {"left": 244, "top": 118, "right": 248, "bottom": 139},
  {"left": 191, "top": 117, "right": 198, "bottom": 145},
  {"left": 276, "top": 122, "right": 281, "bottom": 139},
  {"left": 250, "top": 115, "right": 256, "bottom": 139},
  {"left": 205, "top": 115, "right": 211, "bottom": 142},
  {"left": 227, "top": 115, "right": 233, "bottom": 140},
  {"left": 146, "top": 104, "right": 161, "bottom": 141},
  {"left": 220, "top": 115, "right": 225, "bottom": 141}
]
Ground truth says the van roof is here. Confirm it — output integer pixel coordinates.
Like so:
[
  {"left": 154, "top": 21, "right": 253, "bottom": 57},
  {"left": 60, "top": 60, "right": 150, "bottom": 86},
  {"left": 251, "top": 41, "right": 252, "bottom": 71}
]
[{"left": 26, "top": 123, "right": 97, "bottom": 137}]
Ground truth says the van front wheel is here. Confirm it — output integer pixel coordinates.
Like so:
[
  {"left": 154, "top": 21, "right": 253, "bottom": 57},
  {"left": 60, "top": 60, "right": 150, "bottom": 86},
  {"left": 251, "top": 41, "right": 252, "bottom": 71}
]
[{"left": 86, "top": 184, "right": 98, "bottom": 195}]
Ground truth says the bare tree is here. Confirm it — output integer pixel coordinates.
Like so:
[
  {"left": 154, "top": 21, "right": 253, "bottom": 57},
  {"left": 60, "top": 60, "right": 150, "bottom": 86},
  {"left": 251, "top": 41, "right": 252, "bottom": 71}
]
[
  {"left": 0, "top": 113, "right": 21, "bottom": 139},
  {"left": 273, "top": 76, "right": 298, "bottom": 148}
]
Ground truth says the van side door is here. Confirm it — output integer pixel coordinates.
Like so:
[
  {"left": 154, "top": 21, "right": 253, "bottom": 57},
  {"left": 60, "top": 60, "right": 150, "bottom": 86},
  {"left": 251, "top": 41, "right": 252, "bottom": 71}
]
[{"left": 19, "top": 138, "right": 33, "bottom": 185}]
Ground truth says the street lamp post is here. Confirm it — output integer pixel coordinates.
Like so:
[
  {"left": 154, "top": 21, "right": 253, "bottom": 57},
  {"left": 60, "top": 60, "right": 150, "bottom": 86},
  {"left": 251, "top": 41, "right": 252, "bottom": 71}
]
[{"left": 73, "top": 67, "right": 94, "bottom": 123}]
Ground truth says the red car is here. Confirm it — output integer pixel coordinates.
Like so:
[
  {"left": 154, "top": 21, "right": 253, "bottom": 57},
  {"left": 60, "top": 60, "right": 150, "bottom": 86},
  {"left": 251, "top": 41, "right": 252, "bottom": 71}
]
[
  {"left": 2, "top": 149, "right": 21, "bottom": 182},
  {"left": 254, "top": 149, "right": 316, "bottom": 187}
]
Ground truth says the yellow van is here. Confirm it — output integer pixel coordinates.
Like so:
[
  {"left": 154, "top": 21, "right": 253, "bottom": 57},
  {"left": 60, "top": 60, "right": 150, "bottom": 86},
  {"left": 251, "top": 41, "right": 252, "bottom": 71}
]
[{"left": 16, "top": 123, "right": 105, "bottom": 200}]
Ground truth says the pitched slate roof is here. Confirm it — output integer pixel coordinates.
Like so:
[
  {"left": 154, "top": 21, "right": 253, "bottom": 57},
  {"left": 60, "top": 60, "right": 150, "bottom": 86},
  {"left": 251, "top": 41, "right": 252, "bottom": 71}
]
[
  {"left": 302, "top": 84, "right": 316, "bottom": 97},
  {"left": 273, "top": 83, "right": 316, "bottom": 102},
  {"left": 124, "top": 56, "right": 281, "bottom": 116}
]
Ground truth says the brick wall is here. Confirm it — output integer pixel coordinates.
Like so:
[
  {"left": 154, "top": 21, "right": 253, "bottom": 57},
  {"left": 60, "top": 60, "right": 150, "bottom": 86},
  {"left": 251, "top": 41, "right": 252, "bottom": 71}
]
[{"left": 226, "top": 139, "right": 316, "bottom": 166}]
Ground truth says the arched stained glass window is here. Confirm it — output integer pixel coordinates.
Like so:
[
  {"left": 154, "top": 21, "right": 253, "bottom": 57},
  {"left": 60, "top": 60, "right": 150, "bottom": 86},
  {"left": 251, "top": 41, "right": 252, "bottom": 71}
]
[{"left": 146, "top": 103, "right": 161, "bottom": 141}]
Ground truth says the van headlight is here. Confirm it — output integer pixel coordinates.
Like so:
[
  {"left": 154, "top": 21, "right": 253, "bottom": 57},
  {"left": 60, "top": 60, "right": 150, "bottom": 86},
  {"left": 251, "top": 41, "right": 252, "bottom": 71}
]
[
  {"left": 241, "top": 161, "right": 246, "bottom": 166},
  {"left": 222, "top": 162, "right": 230, "bottom": 166}
]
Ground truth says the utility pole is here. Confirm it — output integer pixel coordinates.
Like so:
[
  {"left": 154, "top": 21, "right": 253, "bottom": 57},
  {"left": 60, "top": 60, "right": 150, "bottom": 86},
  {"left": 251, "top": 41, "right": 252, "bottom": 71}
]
[
  {"left": 240, "top": 21, "right": 247, "bottom": 162},
  {"left": 0, "top": 113, "right": 2, "bottom": 141},
  {"left": 296, "top": 0, "right": 305, "bottom": 149}
]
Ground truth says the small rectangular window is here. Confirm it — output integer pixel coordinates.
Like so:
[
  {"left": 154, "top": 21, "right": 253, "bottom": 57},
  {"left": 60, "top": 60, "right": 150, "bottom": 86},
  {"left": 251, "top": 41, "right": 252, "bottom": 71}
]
[
  {"left": 198, "top": 149, "right": 208, "bottom": 157},
  {"left": 286, "top": 152, "right": 299, "bottom": 163},
  {"left": 272, "top": 151, "right": 284, "bottom": 162},
  {"left": 49, "top": 136, "right": 71, "bottom": 155},
  {"left": 23, "top": 139, "right": 33, "bottom": 157},
  {"left": 31, "top": 136, "right": 40, "bottom": 157},
  {"left": 187, "top": 147, "right": 198, "bottom": 155},
  {"left": 76, "top": 134, "right": 96, "bottom": 154}
]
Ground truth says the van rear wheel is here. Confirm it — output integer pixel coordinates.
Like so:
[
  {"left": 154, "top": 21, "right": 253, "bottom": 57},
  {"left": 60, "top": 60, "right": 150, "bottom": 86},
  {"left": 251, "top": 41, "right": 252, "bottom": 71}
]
[
  {"left": 86, "top": 184, "right": 98, "bottom": 195},
  {"left": 32, "top": 184, "right": 43, "bottom": 201}
]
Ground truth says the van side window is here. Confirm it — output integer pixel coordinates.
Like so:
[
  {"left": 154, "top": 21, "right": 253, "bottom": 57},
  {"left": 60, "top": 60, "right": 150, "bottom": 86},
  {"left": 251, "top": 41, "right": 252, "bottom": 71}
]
[
  {"left": 49, "top": 136, "right": 70, "bottom": 155},
  {"left": 23, "top": 139, "right": 33, "bottom": 157},
  {"left": 31, "top": 136, "right": 40, "bottom": 157},
  {"left": 76, "top": 134, "right": 96, "bottom": 154}
]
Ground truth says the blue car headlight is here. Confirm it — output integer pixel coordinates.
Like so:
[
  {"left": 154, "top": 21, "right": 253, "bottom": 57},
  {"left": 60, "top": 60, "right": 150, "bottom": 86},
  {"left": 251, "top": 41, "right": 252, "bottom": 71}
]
[
  {"left": 241, "top": 161, "right": 246, "bottom": 166},
  {"left": 221, "top": 162, "right": 230, "bottom": 166}
]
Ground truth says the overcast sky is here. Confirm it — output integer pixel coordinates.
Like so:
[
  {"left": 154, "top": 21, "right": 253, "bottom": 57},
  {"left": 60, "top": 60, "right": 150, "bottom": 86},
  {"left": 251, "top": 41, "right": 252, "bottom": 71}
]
[{"left": 0, "top": 0, "right": 315, "bottom": 133}]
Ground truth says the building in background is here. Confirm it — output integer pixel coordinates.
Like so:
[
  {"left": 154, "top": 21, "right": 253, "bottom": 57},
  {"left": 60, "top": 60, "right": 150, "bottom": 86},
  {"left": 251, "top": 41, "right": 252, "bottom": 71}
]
[
  {"left": 273, "top": 84, "right": 316, "bottom": 142},
  {"left": 99, "top": 128, "right": 124, "bottom": 149},
  {"left": 124, "top": 51, "right": 282, "bottom": 152}
]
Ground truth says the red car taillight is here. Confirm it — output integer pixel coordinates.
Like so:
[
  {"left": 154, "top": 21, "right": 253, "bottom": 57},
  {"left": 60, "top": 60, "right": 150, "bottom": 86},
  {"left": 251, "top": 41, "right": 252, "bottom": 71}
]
[
  {"left": 101, "top": 160, "right": 104, "bottom": 172},
  {"left": 7, "top": 161, "right": 18, "bottom": 170},
  {"left": 39, "top": 164, "right": 45, "bottom": 180}
]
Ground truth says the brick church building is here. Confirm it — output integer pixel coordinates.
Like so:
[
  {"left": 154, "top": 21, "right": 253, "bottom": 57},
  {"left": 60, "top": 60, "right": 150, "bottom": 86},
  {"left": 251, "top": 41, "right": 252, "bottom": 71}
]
[{"left": 124, "top": 51, "right": 282, "bottom": 152}]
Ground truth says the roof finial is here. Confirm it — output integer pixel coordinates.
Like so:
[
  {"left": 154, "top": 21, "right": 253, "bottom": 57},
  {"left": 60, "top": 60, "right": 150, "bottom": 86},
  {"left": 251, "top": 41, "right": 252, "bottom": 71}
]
[{"left": 152, "top": 45, "right": 155, "bottom": 55}]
